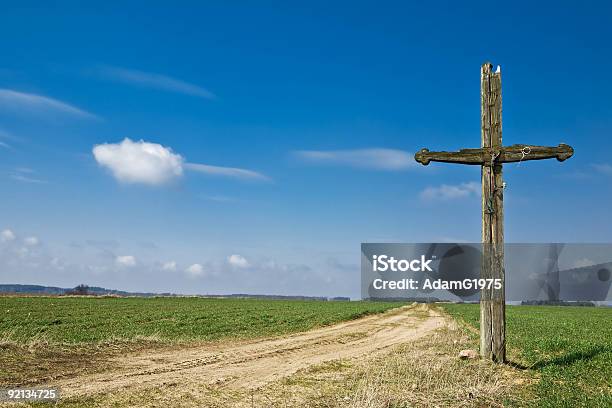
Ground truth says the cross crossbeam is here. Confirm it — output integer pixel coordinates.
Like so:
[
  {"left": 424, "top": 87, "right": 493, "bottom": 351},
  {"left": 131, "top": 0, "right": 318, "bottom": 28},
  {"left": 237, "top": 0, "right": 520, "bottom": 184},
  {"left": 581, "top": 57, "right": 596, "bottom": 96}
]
[{"left": 415, "top": 143, "right": 574, "bottom": 166}]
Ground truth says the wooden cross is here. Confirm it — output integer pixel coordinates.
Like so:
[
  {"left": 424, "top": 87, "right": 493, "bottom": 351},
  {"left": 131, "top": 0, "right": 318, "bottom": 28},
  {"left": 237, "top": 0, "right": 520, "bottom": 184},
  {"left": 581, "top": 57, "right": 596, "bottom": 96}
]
[{"left": 414, "top": 62, "right": 574, "bottom": 363}]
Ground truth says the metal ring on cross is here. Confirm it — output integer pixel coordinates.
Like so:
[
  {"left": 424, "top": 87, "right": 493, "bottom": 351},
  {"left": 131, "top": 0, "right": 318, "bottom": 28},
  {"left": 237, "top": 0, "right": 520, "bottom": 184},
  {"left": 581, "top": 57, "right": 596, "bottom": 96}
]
[{"left": 522, "top": 146, "right": 531, "bottom": 156}]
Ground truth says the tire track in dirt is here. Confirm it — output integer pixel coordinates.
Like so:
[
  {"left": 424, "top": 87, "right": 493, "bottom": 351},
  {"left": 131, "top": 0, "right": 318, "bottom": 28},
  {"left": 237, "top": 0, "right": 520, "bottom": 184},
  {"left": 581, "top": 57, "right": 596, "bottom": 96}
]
[{"left": 51, "top": 303, "right": 448, "bottom": 399}]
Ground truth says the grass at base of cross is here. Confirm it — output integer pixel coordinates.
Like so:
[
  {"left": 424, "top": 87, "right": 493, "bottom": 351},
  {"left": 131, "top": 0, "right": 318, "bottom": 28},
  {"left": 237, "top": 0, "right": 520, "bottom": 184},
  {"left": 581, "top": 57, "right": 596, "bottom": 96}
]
[{"left": 440, "top": 304, "right": 612, "bottom": 408}]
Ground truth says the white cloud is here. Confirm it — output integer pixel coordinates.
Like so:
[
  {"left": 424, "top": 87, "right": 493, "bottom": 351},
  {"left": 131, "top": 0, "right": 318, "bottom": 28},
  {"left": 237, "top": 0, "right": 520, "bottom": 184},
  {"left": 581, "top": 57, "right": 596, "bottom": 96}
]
[
  {"left": 1, "top": 229, "right": 15, "bottom": 242},
  {"left": 0, "top": 89, "right": 97, "bottom": 119},
  {"left": 162, "top": 261, "right": 177, "bottom": 271},
  {"left": 116, "top": 255, "right": 136, "bottom": 267},
  {"left": 98, "top": 66, "right": 215, "bottom": 99},
  {"left": 50, "top": 257, "right": 66, "bottom": 270},
  {"left": 93, "top": 138, "right": 270, "bottom": 185},
  {"left": 93, "top": 138, "right": 184, "bottom": 185},
  {"left": 593, "top": 163, "right": 612, "bottom": 176},
  {"left": 294, "top": 148, "right": 415, "bottom": 171},
  {"left": 185, "top": 263, "right": 204, "bottom": 276},
  {"left": 420, "top": 182, "right": 480, "bottom": 201},
  {"left": 185, "top": 163, "right": 270, "bottom": 181},
  {"left": 16, "top": 246, "right": 29, "bottom": 258},
  {"left": 228, "top": 254, "right": 250, "bottom": 268},
  {"left": 24, "top": 236, "right": 39, "bottom": 246}
]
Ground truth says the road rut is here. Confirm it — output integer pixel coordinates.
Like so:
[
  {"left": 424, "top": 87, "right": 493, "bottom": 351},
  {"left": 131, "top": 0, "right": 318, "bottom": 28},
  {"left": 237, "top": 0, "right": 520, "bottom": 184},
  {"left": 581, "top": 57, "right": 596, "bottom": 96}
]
[{"left": 52, "top": 303, "right": 447, "bottom": 398}]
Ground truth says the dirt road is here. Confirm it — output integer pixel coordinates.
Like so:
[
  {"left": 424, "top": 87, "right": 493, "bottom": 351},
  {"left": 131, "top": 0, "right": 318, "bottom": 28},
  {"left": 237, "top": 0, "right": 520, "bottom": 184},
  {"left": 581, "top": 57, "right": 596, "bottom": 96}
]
[{"left": 52, "top": 304, "right": 447, "bottom": 400}]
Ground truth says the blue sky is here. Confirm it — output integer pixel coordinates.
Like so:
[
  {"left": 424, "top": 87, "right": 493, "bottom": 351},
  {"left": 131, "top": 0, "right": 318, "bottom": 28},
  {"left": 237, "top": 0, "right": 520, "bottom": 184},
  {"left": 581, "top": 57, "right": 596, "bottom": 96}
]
[{"left": 0, "top": 1, "right": 611, "bottom": 297}]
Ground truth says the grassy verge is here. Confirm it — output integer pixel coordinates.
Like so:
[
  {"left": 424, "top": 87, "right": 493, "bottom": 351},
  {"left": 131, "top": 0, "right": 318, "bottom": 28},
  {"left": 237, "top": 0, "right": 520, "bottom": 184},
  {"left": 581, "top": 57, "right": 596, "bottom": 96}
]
[
  {"left": 265, "top": 324, "right": 528, "bottom": 407},
  {"left": 440, "top": 304, "right": 612, "bottom": 407},
  {"left": 0, "top": 297, "right": 400, "bottom": 386}
]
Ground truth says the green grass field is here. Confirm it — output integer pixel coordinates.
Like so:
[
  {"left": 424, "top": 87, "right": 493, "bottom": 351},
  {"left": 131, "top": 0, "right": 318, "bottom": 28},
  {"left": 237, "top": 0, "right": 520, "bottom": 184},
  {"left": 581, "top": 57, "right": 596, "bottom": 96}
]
[
  {"left": 0, "top": 296, "right": 400, "bottom": 344},
  {"left": 0, "top": 297, "right": 401, "bottom": 387},
  {"left": 441, "top": 304, "right": 612, "bottom": 407},
  {"left": 2, "top": 297, "right": 610, "bottom": 407}
]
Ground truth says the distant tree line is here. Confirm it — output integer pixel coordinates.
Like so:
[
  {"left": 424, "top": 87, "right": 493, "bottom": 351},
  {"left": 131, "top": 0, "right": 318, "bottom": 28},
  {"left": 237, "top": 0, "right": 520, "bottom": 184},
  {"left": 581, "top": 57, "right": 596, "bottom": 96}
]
[{"left": 66, "top": 284, "right": 89, "bottom": 295}]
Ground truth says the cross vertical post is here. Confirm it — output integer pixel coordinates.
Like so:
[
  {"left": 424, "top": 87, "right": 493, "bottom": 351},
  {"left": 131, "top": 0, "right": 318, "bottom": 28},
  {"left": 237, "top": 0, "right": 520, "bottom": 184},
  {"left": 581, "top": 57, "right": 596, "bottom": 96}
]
[
  {"left": 414, "top": 62, "right": 573, "bottom": 363},
  {"left": 480, "top": 62, "right": 505, "bottom": 362}
]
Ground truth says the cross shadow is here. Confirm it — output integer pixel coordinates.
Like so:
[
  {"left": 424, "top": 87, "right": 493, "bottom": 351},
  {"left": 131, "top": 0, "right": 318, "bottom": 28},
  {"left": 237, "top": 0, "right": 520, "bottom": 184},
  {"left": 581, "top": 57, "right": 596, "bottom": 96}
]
[{"left": 505, "top": 346, "right": 609, "bottom": 370}]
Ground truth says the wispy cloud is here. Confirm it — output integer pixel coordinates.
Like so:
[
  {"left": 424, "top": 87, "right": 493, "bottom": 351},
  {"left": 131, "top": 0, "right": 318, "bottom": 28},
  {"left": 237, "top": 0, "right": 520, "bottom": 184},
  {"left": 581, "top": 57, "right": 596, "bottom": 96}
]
[
  {"left": 202, "top": 194, "right": 238, "bottom": 203},
  {"left": 0, "top": 129, "right": 10, "bottom": 148},
  {"left": 294, "top": 148, "right": 415, "bottom": 171},
  {"left": 9, "top": 168, "right": 46, "bottom": 184},
  {"left": 0, "top": 128, "right": 20, "bottom": 141},
  {"left": 593, "top": 163, "right": 612, "bottom": 176},
  {"left": 10, "top": 174, "right": 46, "bottom": 184},
  {"left": 93, "top": 138, "right": 270, "bottom": 185},
  {"left": 98, "top": 66, "right": 215, "bottom": 99},
  {"left": 0, "top": 89, "right": 98, "bottom": 119},
  {"left": 24, "top": 236, "right": 39, "bottom": 246},
  {"left": 420, "top": 181, "right": 479, "bottom": 201},
  {"left": 0, "top": 129, "right": 23, "bottom": 149},
  {"left": 185, "top": 163, "right": 270, "bottom": 182}
]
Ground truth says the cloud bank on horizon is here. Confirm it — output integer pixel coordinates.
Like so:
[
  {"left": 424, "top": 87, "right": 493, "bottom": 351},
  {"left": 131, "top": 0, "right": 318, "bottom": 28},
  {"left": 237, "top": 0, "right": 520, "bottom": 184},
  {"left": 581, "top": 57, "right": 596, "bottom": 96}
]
[{"left": 0, "top": 225, "right": 355, "bottom": 296}]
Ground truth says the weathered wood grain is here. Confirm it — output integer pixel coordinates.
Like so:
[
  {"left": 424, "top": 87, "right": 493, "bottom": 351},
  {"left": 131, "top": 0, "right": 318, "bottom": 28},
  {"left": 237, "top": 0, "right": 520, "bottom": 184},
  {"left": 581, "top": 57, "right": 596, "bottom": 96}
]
[
  {"left": 414, "top": 143, "right": 573, "bottom": 165},
  {"left": 498, "top": 143, "right": 573, "bottom": 163},
  {"left": 480, "top": 62, "right": 506, "bottom": 363}
]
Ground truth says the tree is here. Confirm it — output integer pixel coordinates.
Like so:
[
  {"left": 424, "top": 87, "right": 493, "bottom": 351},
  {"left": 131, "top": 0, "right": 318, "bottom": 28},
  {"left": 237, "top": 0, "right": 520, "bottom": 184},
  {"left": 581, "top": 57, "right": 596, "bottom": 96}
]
[{"left": 69, "top": 284, "right": 89, "bottom": 296}]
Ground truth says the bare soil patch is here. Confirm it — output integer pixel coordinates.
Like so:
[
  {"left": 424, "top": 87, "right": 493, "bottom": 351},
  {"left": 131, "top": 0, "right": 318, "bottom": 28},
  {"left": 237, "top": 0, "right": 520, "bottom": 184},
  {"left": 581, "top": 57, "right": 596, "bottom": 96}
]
[{"left": 50, "top": 304, "right": 440, "bottom": 398}]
